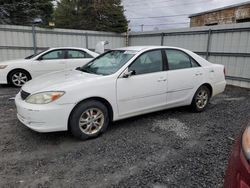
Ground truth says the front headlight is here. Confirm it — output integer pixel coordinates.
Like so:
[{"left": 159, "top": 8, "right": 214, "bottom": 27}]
[
  {"left": 25, "top": 91, "right": 65, "bottom": 104},
  {"left": 242, "top": 125, "right": 250, "bottom": 161},
  {"left": 0, "top": 65, "right": 7, "bottom": 69}
]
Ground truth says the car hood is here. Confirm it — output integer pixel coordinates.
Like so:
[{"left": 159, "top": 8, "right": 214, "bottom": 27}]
[
  {"left": 22, "top": 69, "right": 101, "bottom": 94},
  {"left": 0, "top": 59, "right": 30, "bottom": 65}
]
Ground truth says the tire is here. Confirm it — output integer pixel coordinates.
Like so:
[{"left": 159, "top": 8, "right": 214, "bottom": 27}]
[
  {"left": 9, "top": 70, "right": 31, "bottom": 87},
  {"left": 191, "top": 85, "right": 211, "bottom": 112},
  {"left": 69, "top": 100, "right": 109, "bottom": 140}
]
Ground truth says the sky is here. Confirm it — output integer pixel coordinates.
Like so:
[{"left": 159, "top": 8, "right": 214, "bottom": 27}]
[{"left": 122, "top": 0, "right": 250, "bottom": 32}]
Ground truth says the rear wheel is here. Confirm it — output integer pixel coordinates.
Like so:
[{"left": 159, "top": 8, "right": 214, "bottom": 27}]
[
  {"left": 69, "top": 100, "right": 109, "bottom": 140},
  {"left": 191, "top": 85, "right": 211, "bottom": 112},
  {"left": 9, "top": 70, "right": 31, "bottom": 87}
]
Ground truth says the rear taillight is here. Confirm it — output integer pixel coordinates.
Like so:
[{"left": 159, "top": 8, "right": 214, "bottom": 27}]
[{"left": 224, "top": 67, "right": 226, "bottom": 77}]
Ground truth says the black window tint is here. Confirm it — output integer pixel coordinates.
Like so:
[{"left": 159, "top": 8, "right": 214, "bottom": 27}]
[
  {"left": 191, "top": 58, "right": 199, "bottom": 67},
  {"left": 166, "top": 50, "right": 192, "bottom": 70},
  {"left": 40, "top": 50, "right": 65, "bottom": 60},
  {"left": 85, "top": 52, "right": 93, "bottom": 58},
  {"left": 129, "top": 50, "right": 163, "bottom": 75},
  {"left": 67, "top": 50, "right": 93, "bottom": 59}
]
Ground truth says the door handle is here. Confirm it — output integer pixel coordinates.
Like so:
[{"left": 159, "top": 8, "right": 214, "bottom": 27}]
[
  {"left": 157, "top": 78, "right": 167, "bottom": 82},
  {"left": 209, "top": 69, "right": 214, "bottom": 73},
  {"left": 195, "top": 73, "right": 203, "bottom": 76}
]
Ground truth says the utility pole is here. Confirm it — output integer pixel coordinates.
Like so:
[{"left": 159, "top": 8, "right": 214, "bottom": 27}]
[
  {"left": 140, "top": 24, "right": 144, "bottom": 32},
  {"left": 31, "top": 18, "right": 42, "bottom": 54},
  {"left": 31, "top": 24, "right": 37, "bottom": 54},
  {"left": 125, "top": 27, "right": 131, "bottom": 46}
]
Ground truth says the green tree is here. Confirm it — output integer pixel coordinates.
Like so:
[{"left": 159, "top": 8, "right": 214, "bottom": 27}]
[
  {"left": 0, "top": 0, "right": 54, "bottom": 26},
  {"left": 54, "top": 0, "right": 128, "bottom": 33}
]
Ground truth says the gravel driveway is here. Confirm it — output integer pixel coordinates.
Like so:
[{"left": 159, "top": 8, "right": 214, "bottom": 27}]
[{"left": 0, "top": 85, "right": 249, "bottom": 188}]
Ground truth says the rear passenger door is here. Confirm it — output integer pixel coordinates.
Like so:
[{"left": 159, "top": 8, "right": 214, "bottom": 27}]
[
  {"left": 66, "top": 50, "right": 94, "bottom": 69},
  {"left": 165, "top": 49, "right": 203, "bottom": 106}
]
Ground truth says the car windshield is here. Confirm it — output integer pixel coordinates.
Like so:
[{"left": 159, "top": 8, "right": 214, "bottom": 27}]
[
  {"left": 25, "top": 50, "right": 47, "bottom": 59},
  {"left": 79, "top": 50, "right": 137, "bottom": 75}
]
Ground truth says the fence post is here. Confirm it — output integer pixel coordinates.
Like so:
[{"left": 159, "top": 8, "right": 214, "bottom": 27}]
[
  {"left": 206, "top": 29, "right": 212, "bottom": 60},
  {"left": 161, "top": 33, "right": 164, "bottom": 46},
  {"left": 85, "top": 32, "right": 89, "bottom": 49},
  {"left": 31, "top": 24, "right": 37, "bottom": 54},
  {"left": 126, "top": 30, "right": 129, "bottom": 46}
]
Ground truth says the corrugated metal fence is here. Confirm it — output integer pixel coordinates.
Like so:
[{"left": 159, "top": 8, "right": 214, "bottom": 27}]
[
  {"left": 129, "top": 23, "right": 250, "bottom": 88},
  {"left": 0, "top": 23, "right": 250, "bottom": 88},
  {"left": 0, "top": 24, "right": 126, "bottom": 61}
]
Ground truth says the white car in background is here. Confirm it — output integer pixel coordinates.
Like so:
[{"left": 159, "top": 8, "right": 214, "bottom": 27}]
[
  {"left": 0, "top": 47, "right": 98, "bottom": 86},
  {"left": 15, "top": 46, "right": 226, "bottom": 140}
]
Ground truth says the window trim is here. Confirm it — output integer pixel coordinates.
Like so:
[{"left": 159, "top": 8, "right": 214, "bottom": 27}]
[
  {"left": 66, "top": 49, "right": 93, "bottom": 59},
  {"left": 37, "top": 49, "right": 67, "bottom": 60},
  {"left": 127, "top": 49, "right": 167, "bottom": 76},
  {"left": 164, "top": 48, "right": 201, "bottom": 71}
]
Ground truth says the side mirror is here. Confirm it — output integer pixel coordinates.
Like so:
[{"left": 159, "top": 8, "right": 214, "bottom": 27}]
[{"left": 122, "top": 69, "right": 135, "bottom": 78}]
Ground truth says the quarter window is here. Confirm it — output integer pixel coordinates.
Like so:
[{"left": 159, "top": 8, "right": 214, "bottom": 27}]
[
  {"left": 165, "top": 50, "right": 199, "bottom": 70},
  {"left": 40, "top": 50, "right": 66, "bottom": 60},
  {"left": 129, "top": 50, "right": 163, "bottom": 75},
  {"left": 67, "top": 50, "right": 93, "bottom": 59}
]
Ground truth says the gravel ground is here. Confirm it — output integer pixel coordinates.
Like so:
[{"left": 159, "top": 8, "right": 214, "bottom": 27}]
[{"left": 0, "top": 85, "right": 249, "bottom": 188}]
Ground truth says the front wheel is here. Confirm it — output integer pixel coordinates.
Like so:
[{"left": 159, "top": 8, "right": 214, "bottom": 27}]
[
  {"left": 9, "top": 70, "right": 30, "bottom": 87},
  {"left": 69, "top": 100, "right": 109, "bottom": 140},
  {"left": 191, "top": 85, "right": 211, "bottom": 112}
]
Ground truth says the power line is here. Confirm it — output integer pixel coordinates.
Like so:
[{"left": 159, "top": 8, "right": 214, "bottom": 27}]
[
  {"left": 124, "top": 0, "right": 206, "bottom": 7},
  {"left": 128, "top": 13, "right": 189, "bottom": 20},
  {"left": 130, "top": 22, "right": 189, "bottom": 27},
  {"left": 123, "top": 0, "right": 175, "bottom": 6},
  {"left": 124, "top": 0, "right": 210, "bottom": 10}
]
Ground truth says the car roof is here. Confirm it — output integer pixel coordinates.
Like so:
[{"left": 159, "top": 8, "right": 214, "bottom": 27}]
[
  {"left": 46, "top": 47, "right": 99, "bottom": 57},
  {"left": 114, "top": 46, "right": 184, "bottom": 52},
  {"left": 49, "top": 47, "right": 89, "bottom": 50}
]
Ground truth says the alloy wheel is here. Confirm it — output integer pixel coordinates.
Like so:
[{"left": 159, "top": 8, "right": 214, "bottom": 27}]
[
  {"left": 195, "top": 89, "right": 209, "bottom": 109},
  {"left": 79, "top": 108, "right": 105, "bottom": 135},
  {"left": 11, "top": 72, "right": 28, "bottom": 86}
]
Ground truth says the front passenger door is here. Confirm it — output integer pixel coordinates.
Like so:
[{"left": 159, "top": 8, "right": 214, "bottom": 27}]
[
  {"left": 33, "top": 49, "right": 67, "bottom": 76},
  {"left": 116, "top": 50, "right": 167, "bottom": 117}
]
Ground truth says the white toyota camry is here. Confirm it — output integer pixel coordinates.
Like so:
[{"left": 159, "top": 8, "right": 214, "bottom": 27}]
[
  {"left": 15, "top": 46, "right": 226, "bottom": 140},
  {"left": 0, "top": 47, "right": 98, "bottom": 87}
]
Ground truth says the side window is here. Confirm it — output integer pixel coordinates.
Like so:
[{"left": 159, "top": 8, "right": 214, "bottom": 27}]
[
  {"left": 191, "top": 58, "right": 199, "bottom": 67},
  {"left": 129, "top": 50, "right": 163, "bottom": 75},
  {"left": 67, "top": 50, "right": 93, "bottom": 59},
  {"left": 165, "top": 50, "right": 199, "bottom": 70},
  {"left": 40, "top": 50, "right": 65, "bottom": 60}
]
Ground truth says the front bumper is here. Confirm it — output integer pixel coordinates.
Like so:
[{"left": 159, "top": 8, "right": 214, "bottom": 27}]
[
  {"left": 224, "top": 137, "right": 250, "bottom": 188},
  {"left": 15, "top": 92, "right": 75, "bottom": 132}
]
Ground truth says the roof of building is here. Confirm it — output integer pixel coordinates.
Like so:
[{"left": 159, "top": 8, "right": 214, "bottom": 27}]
[{"left": 189, "top": 1, "right": 250, "bottom": 18}]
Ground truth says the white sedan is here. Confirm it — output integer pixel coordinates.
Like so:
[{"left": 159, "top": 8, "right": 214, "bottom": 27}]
[
  {"left": 0, "top": 47, "right": 98, "bottom": 87},
  {"left": 15, "top": 46, "right": 226, "bottom": 140}
]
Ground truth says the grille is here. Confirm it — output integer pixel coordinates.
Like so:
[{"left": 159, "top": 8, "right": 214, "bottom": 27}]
[{"left": 20, "top": 90, "right": 30, "bottom": 100}]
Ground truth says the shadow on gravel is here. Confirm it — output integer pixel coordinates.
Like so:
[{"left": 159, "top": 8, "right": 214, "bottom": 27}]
[
  {"left": 109, "top": 106, "right": 190, "bottom": 131},
  {"left": 0, "top": 84, "right": 14, "bottom": 88},
  {"left": 17, "top": 122, "right": 75, "bottom": 143}
]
